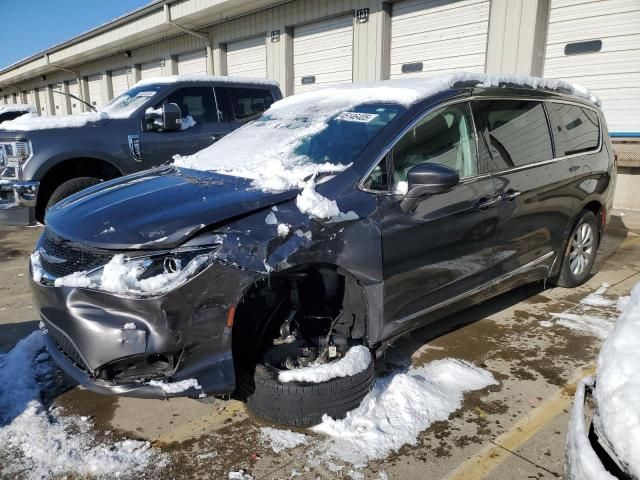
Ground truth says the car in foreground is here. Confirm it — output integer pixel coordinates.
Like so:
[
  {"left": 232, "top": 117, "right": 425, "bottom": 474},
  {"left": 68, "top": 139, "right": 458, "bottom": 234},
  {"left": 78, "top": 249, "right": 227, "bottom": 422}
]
[
  {"left": 0, "top": 76, "right": 281, "bottom": 225},
  {"left": 30, "top": 73, "right": 615, "bottom": 426}
]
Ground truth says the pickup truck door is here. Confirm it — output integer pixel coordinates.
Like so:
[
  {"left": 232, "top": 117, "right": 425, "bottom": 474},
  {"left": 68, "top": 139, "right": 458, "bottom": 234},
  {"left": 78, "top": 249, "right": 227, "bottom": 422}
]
[{"left": 137, "top": 85, "right": 230, "bottom": 168}]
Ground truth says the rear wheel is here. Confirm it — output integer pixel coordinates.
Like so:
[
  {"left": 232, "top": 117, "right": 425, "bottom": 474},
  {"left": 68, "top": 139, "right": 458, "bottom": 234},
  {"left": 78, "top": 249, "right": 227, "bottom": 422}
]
[{"left": 554, "top": 210, "right": 599, "bottom": 287}]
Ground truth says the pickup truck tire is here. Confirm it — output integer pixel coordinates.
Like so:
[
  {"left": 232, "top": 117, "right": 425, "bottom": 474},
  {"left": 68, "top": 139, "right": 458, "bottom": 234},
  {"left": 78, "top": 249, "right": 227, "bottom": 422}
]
[
  {"left": 238, "top": 350, "right": 375, "bottom": 427},
  {"left": 46, "top": 177, "right": 102, "bottom": 209}
]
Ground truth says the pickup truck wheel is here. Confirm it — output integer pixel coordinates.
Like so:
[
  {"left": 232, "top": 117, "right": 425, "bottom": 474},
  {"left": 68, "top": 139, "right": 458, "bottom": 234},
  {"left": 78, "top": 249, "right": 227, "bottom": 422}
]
[
  {"left": 553, "top": 210, "right": 599, "bottom": 288},
  {"left": 46, "top": 177, "right": 102, "bottom": 210},
  {"left": 238, "top": 344, "right": 374, "bottom": 427}
]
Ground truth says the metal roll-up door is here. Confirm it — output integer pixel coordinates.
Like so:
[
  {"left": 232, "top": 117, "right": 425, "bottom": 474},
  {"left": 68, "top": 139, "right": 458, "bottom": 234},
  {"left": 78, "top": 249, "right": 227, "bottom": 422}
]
[
  {"left": 178, "top": 50, "right": 208, "bottom": 76},
  {"left": 37, "top": 88, "right": 49, "bottom": 116},
  {"left": 68, "top": 80, "right": 83, "bottom": 114},
  {"left": 226, "top": 37, "right": 266, "bottom": 78},
  {"left": 87, "top": 74, "right": 103, "bottom": 109},
  {"left": 111, "top": 68, "right": 130, "bottom": 98},
  {"left": 140, "top": 60, "right": 163, "bottom": 80},
  {"left": 543, "top": 0, "right": 640, "bottom": 134},
  {"left": 293, "top": 16, "right": 354, "bottom": 94},
  {"left": 52, "top": 84, "right": 65, "bottom": 115},
  {"left": 390, "top": 0, "right": 489, "bottom": 78}
]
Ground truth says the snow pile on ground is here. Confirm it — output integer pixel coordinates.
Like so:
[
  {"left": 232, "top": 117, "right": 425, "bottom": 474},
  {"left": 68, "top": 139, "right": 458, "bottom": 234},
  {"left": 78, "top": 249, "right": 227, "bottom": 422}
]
[
  {"left": 566, "top": 377, "right": 615, "bottom": 479},
  {"left": 550, "top": 312, "right": 614, "bottom": 339},
  {"left": 312, "top": 358, "right": 496, "bottom": 466},
  {"left": 592, "top": 281, "right": 640, "bottom": 478},
  {"left": 581, "top": 283, "right": 616, "bottom": 308},
  {"left": 0, "top": 332, "right": 166, "bottom": 479},
  {"left": 260, "top": 427, "right": 308, "bottom": 453},
  {"left": 279, "top": 345, "right": 371, "bottom": 383},
  {"left": 0, "top": 111, "right": 108, "bottom": 131},
  {"left": 147, "top": 378, "right": 202, "bottom": 394}
]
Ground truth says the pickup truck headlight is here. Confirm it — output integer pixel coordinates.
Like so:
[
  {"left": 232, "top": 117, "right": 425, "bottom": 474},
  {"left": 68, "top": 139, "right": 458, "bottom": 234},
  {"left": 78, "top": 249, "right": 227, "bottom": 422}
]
[
  {"left": 0, "top": 141, "right": 32, "bottom": 165},
  {"left": 52, "top": 245, "right": 219, "bottom": 297}
]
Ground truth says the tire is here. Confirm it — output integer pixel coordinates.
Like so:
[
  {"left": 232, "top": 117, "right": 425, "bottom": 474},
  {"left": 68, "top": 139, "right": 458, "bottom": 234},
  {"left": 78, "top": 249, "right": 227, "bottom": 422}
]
[
  {"left": 238, "top": 354, "right": 375, "bottom": 427},
  {"left": 554, "top": 210, "right": 599, "bottom": 288},
  {"left": 46, "top": 177, "right": 102, "bottom": 209}
]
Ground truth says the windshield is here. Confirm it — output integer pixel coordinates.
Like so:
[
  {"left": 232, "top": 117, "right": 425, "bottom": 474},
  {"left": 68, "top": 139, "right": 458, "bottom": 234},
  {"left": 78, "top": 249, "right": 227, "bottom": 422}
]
[
  {"left": 174, "top": 102, "right": 403, "bottom": 192},
  {"left": 100, "top": 84, "right": 164, "bottom": 118}
]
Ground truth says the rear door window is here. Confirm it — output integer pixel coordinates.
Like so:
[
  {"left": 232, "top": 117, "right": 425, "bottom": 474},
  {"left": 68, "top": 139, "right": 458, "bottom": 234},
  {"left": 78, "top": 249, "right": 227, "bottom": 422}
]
[
  {"left": 215, "top": 87, "right": 274, "bottom": 122},
  {"left": 475, "top": 100, "right": 554, "bottom": 171},
  {"left": 546, "top": 102, "right": 600, "bottom": 156}
]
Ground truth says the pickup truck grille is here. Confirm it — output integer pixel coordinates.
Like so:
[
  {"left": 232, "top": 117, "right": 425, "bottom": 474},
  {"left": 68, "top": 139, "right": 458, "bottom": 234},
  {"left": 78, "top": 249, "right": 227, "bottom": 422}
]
[{"left": 39, "top": 229, "right": 113, "bottom": 278}]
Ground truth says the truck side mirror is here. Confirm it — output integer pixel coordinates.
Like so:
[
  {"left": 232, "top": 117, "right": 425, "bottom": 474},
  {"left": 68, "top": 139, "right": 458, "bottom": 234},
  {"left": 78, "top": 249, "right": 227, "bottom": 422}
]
[{"left": 145, "top": 103, "right": 182, "bottom": 132}]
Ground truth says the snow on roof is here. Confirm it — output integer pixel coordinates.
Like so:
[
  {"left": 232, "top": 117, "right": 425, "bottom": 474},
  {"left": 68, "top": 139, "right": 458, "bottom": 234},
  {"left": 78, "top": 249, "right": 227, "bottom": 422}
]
[
  {"left": 0, "top": 111, "right": 107, "bottom": 131},
  {"left": 592, "top": 282, "right": 640, "bottom": 477},
  {"left": 133, "top": 74, "right": 279, "bottom": 89},
  {"left": 0, "top": 104, "right": 36, "bottom": 115}
]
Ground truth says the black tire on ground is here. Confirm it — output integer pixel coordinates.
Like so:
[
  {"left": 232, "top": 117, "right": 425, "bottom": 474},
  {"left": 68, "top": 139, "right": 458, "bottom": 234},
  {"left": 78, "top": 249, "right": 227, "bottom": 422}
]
[
  {"left": 238, "top": 356, "right": 375, "bottom": 427},
  {"left": 46, "top": 177, "right": 102, "bottom": 210},
  {"left": 554, "top": 210, "right": 600, "bottom": 288}
]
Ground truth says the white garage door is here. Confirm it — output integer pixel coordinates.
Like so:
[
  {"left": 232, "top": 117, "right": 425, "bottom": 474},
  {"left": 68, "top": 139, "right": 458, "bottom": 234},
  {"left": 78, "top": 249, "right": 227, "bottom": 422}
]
[
  {"left": 141, "top": 60, "right": 163, "bottom": 80},
  {"left": 226, "top": 37, "right": 266, "bottom": 78},
  {"left": 178, "top": 50, "right": 208, "bottom": 76},
  {"left": 37, "top": 88, "right": 49, "bottom": 116},
  {"left": 68, "top": 80, "right": 83, "bottom": 114},
  {"left": 390, "top": 0, "right": 490, "bottom": 78},
  {"left": 543, "top": 0, "right": 640, "bottom": 134},
  {"left": 87, "top": 74, "right": 103, "bottom": 108},
  {"left": 52, "top": 84, "right": 65, "bottom": 115},
  {"left": 111, "top": 68, "right": 130, "bottom": 98},
  {"left": 293, "top": 16, "right": 353, "bottom": 93}
]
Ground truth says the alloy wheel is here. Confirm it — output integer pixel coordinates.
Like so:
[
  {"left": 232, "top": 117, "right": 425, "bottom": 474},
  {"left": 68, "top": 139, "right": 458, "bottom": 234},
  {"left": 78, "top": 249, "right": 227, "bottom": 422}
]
[{"left": 569, "top": 222, "right": 594, "bottom": 276}]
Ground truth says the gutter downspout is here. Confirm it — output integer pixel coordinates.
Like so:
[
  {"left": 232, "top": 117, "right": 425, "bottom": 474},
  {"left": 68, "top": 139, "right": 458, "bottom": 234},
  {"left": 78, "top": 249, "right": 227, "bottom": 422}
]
[{"left": 163, "top": 4, "right": 214, "bottom": 74}]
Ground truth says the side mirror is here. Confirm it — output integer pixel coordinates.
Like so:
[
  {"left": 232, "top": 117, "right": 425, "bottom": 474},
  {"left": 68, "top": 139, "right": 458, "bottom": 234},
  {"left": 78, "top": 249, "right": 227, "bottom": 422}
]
[
  {"left": 400, "top": 163, "right": 459, "bottom": 213},
  {"left": 145, "top": 103, "right": 182, "bottom": 131}
]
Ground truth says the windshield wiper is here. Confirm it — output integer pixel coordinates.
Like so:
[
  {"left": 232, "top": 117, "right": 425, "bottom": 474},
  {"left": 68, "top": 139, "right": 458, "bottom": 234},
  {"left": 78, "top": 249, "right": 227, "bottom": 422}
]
[{"left": 52, "top": 89, "right": 97, "bottom": 113}]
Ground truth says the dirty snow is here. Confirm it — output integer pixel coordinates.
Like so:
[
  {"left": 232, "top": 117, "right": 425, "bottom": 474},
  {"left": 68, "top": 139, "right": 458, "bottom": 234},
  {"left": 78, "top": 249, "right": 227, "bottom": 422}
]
[
  {"left": 0, "top": 332, "right": 165, "bottom": 479},
  {"left": 0, "top": 111, "right": 107, "bottom": 131},
  {"left": 550, "top": 312, "right": 614, "bottom": 339},
  {"left": 260, "top": 427, "right": 308, "bottom": 453},
  {"left": 581, "top": 283, "right": 615, "bottom": 308},
  {"left": 279, "top": 345, "right": 371, "bottom": 384},
  {"left": 592, "top": 281, "right": 640, "bottom": 478},
  {"left": 312, "top": 358, "right": 496, "bottom": 466},
  {"left": 147, "top": 378, "right": 202, "bottom": 394},
  {"left": 228, "top": 470, "right": 255, "bottom": 480}
]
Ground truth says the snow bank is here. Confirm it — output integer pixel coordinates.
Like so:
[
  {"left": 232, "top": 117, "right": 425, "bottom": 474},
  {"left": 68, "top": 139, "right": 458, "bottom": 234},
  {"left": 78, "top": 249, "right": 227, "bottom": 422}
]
[
  {"left": 593, "top": 281, "right": 640, "bottom": 477},
  {"left": 0, "top": 332, "right": 166, "bottom": 479},
  {"left": 312, "top": 358, "right": 496, "bottom": 466},
  {"left": 0, "top": 111, "right": 107, "bottom": 131},
  {"left": 565, "top": 377, "right": 615, "bottom": 479},
  {"left": 279, "top": 345, "right": 371, "bottom": 384},
  {"left": 260, "top": 427, "right": 308, "bottom": 453}
]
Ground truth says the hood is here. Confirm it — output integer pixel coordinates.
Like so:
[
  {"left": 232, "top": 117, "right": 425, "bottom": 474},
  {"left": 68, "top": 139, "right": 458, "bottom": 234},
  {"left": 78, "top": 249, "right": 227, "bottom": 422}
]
[
  {"left": 45, "top": 166, "right": 298, "bottom": 250},
  {"left": 0, "top": 112, "right": 110, "bottom": 133}
]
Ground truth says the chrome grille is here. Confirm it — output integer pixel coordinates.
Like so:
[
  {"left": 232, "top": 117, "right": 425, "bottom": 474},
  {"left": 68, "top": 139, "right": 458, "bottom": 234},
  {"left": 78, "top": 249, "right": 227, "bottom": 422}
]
[{"left": 38, "top": 229, "right": 113, "bottom": 278}]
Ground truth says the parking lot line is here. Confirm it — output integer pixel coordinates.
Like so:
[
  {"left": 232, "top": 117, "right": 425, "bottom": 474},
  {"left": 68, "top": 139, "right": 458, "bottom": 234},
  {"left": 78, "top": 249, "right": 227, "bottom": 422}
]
[{"left": 445, "top": 365, "right": 595, "bottom": 480}]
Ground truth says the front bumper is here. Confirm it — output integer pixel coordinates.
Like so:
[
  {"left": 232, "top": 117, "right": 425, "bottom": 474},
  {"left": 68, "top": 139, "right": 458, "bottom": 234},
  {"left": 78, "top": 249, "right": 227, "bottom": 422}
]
[
  {"left": 30, "top": 259, "right": 263, "bottom": 399},
  {"left": 0, "top": 179, "right": 38, "bottom": 225}
]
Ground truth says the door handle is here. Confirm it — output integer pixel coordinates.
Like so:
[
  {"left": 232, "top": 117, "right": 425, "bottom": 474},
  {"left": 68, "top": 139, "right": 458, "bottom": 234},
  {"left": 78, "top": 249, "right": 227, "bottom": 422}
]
[
  {"left": 473, "top": 196, "right": 500, "bottom": 210},
  {"left": 501, "top": 189, "right": 521, "bottom": 201}
]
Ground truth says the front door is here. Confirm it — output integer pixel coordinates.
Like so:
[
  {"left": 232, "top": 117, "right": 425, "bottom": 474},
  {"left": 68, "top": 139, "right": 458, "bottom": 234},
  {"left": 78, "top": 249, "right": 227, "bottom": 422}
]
[
  {"left": 138, "top": 85, "right": 228, "bottom": 168},
  {"left": 378, "top": 101, "right": 499, "bottom": 337}
]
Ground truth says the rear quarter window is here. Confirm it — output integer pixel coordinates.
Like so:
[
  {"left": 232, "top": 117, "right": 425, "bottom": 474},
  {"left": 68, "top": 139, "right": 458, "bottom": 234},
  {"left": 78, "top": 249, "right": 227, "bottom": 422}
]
[{"left": 546, "top": 102, "right": 600, "bottom": 156}]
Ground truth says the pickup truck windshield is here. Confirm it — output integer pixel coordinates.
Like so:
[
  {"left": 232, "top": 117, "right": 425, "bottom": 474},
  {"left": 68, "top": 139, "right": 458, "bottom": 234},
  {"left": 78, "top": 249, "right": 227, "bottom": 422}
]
[
  {"left": 100, "top": 84, "right": 164, "bottom": 118},
  {"left": 174, "top": 103, "right": 403, "bottom": 191}
]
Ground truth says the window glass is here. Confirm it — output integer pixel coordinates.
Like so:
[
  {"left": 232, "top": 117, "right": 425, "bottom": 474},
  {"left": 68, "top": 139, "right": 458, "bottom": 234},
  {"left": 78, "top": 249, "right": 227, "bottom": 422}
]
[
  {"left": 163, "top": 86, "right": 218, "bottom": 124},
  {"left": 478, "top": 100, "right": 553, "bottom": 170},
  {"left": 547, "top": 102, "right": 600, "bottom": 156},
  {"left": 217, "top": 87, "right": 274, "bottom": 122},
  {"left": 391, "top": 102, "right": 477, "bottom": 190}
]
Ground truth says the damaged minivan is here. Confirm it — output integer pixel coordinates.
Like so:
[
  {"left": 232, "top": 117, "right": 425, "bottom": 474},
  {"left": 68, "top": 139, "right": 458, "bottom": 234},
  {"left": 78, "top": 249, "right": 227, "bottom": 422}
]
[{"left": 30, "top": 73, "right": 615, "bottom": 426}]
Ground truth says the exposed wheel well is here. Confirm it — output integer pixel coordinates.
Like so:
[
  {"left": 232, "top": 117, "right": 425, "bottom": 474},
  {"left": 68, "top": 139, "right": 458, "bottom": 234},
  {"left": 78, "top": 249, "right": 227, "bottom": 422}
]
[
  {"left": 583, "top": 201, "right": 603, "bottom": 222},
  {"left": 35, "top": 158, "right": 121, "bottom": 221},
  {"left": 232, "top": 264, "right": 368, "bottom": 373}
]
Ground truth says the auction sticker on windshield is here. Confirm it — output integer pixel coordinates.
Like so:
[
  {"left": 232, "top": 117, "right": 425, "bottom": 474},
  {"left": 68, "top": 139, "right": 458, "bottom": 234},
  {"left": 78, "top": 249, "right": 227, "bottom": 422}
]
[
  {"left": 136, "top": 91, "right": 157, "bottom": 98},
  {"left": 336, "top": 112, "right": 379, "bottom": 123}
]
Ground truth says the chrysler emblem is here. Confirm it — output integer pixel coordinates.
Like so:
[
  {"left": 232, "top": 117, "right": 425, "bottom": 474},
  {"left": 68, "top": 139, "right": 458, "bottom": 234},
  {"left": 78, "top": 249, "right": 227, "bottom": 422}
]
[{"left": 38, "top": 247, "right": 67, "bottom": 264}]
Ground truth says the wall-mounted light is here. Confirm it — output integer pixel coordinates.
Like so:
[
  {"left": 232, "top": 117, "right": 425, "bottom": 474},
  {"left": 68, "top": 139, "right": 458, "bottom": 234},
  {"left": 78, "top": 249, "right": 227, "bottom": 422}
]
[{"left": 124, "top": 50, "right": 132, "bottom": 58}]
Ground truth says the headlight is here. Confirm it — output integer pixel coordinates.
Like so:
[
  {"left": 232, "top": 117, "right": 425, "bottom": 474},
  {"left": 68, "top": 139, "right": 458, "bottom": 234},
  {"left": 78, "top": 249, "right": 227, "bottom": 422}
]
[
  {"left": 0, "top": 141, "right": 31, "bottom": 164},
  {"left": 52, "top": 245, "right": 219, "bottom": 297}
]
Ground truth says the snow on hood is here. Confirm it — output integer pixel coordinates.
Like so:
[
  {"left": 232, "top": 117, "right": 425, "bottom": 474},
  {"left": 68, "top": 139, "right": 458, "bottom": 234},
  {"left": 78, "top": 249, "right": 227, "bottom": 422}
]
[
  {"left": 0, "top": 104, "right": 35, "bottom": 115},
  {"left": 174, "top": 72, "right": 598, "bottom": 194},
  {"left": 592, "top": 281, "right": 640, "bottom": 477},
  {"left": 0, "top": 111, "right": 108, "bottom": 131}
]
